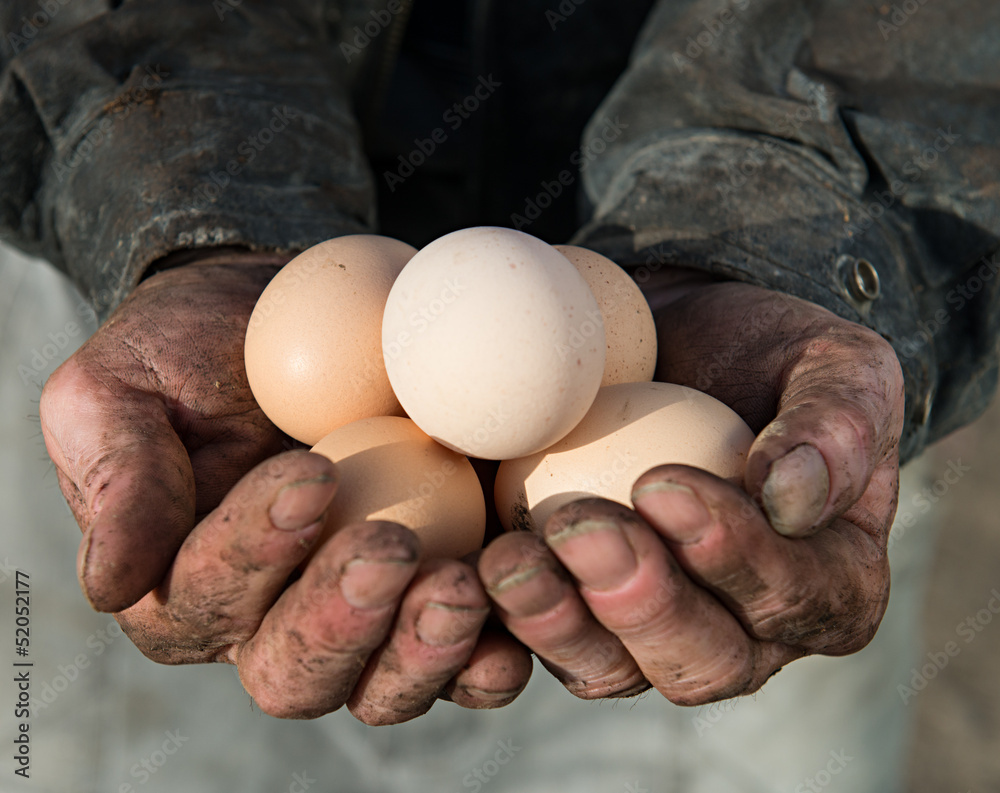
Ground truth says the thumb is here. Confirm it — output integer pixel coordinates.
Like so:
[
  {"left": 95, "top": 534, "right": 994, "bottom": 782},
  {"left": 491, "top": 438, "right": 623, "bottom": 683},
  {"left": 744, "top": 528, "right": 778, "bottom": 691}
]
[
  {"left": 41, "top": 360, "right": 195, "bottom": 612},
  {"left": 744, "top": 327, "right": 905, "bottom": 537}
]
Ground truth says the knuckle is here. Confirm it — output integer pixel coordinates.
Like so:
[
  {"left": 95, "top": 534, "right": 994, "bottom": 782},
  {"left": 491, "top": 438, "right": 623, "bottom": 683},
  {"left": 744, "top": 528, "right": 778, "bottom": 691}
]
[
  {"left": 114, "top": 610, "right": 217, "bottom": 665},
  {"left": 749, "top": 565, "right": 887, "bottom": 653},
  {"left": 250, "top": 689, "right": 321, "bottom": 720},
  {"left": 564, "top": 669, "right": 650, "bottom": 701},
  {"left": 747, "top": 577, "right": 825, "bottom": 644},
  {"left": 350, "top": 701, "right": 418, "bottom": 726},
  {"left": 659, "top": 654, "right": 758, "bottom": 707}
]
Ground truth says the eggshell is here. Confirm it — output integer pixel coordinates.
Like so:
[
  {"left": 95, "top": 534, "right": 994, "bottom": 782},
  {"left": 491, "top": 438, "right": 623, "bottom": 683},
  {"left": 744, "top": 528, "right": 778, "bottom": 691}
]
[
  {"left": 245, "top": 235, "right": 416, "bottom": 445},
  {"left": 494, "top": 381, "right": 755, "bottom": 533},
  {"left": 382, "top": 227, "right": 606, "bottom": 460},
  {"left": 554, "top": 245, "right": 658, "bottom": 385},
  {"left": 310, "top": 416, "right": 486, "bottom": 559}
]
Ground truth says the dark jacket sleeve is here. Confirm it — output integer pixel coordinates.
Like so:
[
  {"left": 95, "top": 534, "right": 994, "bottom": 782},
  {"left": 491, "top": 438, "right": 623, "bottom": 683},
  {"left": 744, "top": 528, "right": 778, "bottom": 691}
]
[
  {"left": 0, "top": 0, "right": 373, "bottom": 321},
  {"left": 572, "top": 0, "right": 1000, "bottom": 463}
]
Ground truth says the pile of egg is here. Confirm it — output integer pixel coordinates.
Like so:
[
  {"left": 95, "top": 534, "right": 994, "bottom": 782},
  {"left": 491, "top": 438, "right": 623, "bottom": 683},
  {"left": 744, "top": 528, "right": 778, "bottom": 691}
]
[{"left": 245, "top": 228, "right": 754, "bottom": 558}]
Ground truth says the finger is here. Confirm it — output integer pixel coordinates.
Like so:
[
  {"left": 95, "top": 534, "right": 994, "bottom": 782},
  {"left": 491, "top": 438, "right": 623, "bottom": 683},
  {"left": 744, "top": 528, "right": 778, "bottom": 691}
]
[
  {"left": 236, "top": 521, "right": 420, "bottom": 720},
  {"left": 116, "top": 451, "right": 337, "bottom": 663},
  {"left": 542, "top": 499, "right": 799, "bottom": 705},
  {"left": 479, "top": 531, "right": 647, "bottom": 699},
  {"left": 346, "top": 559, "right": 490, "bottom": 725},
  {"left": 744, "top": 324, "right": 905, "bottom": 537},
  {"left": 631, "top": 465, "right": 890, "bottom": 655},
  {"left": 442, "top": 628, "right": 534, "bottom": 709},
  {"left": 40, "top": 359, "right": 196, "bottom": 613}
]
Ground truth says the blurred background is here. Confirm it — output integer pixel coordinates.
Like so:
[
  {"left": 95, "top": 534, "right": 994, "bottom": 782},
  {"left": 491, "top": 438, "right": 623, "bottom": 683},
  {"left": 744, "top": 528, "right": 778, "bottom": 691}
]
[{"left": 907, "top": 394, "right": 1000, "bottom": 792}]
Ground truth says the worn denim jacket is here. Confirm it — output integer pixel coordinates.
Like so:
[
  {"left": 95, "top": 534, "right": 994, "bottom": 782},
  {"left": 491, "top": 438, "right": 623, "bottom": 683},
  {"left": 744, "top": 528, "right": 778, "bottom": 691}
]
[{"left": 2, "top": 0, "right": 998, "bottom": 463}]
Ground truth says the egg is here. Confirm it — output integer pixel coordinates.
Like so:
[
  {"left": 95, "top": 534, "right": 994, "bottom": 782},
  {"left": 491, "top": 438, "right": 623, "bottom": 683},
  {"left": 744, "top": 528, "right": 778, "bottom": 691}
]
[
  {"left": 554, "top": 245, "right": 658, "bottom": 386},
  {"left": 245, "top": 235, "right": 416, "bottom": 445},
  {"left": 310, "top": 416, "right": 486, "bottom": 559},
  {"left": 494, "top": 381, "right": 755, "bottom": 533},
  {"left": 382, "top": 227, "right": 606, "bottom": 460}
]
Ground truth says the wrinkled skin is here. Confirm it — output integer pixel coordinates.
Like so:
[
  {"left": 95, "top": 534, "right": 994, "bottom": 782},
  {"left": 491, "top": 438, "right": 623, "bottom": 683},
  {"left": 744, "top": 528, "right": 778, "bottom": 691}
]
[
  {"left": 39, "top": 255, "right": 531, "bottom": 723},
  {"left": 478, "top": 278, "right": 904, "bottom": 704},
  {"left": 41, "top": 253, "right": 904, "bottom": 717}
]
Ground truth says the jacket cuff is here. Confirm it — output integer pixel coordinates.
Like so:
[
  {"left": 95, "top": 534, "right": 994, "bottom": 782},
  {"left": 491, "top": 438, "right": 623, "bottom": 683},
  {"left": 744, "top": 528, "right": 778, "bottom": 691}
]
[
  {"left": 572, "top": 131, "right": 934, "bottom": 463},
  {"left": 2, "top": 1, "right": 375, "bottom": 323}
]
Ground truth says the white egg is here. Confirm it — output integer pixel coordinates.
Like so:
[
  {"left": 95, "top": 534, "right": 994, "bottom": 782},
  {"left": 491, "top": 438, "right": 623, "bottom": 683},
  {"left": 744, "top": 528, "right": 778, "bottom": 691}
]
[{"left": 382, "top": 227, "right": 606, "bottom": 460}]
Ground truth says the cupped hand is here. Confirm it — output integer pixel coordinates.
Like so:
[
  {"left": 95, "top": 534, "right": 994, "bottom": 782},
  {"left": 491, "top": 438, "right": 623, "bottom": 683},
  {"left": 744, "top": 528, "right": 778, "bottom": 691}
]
[
  {"left": 479, "top": 278, "right": 904, "bottom": 704},
  {"left": 40, "top": 255, "right": 530, "bottom": 721}
]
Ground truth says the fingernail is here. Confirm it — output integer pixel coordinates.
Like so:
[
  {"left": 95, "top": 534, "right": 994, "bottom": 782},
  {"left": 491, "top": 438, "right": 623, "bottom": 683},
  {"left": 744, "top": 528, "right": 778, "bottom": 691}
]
[
  {"left": 415, "top": 602, "right": 488, "bottom": 647},
  {"left": 631, "top": 481, "right": 712, "bottom": 544},
  {"left": 487, "top": 565, "right": 567, "bottom": 617},
  {"left": 458, "top": 686, "right": 525, "bottom": 704},
  {"left": 487, "top": 564, "right": 545, "bottom": 596},
  {"left": 269, "top": 475, "right": 335, "bottom": 531},
  {"left": 762, "top": 444, "right": 830, "bottom": 537},
  {"left": 545, "top": 519, "right": 637, "bottom": 591},
  {"left": 340, "top": 558, "right": 415, "bottom": 609}
]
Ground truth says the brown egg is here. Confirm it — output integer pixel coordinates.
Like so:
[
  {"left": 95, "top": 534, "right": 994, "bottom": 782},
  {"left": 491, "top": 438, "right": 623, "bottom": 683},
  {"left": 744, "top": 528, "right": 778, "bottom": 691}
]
[
  {"left": 554, "top": 245, "right": 658, "bottom": 386},
  {"left": 245, "top": 235, "right": 416, "bottom": 445},
  {"left": 494, "top": 381, "right": 755, "bottom": 533},
  {"left": 310, "top": 416, "right": 486, "bottom": 559}
]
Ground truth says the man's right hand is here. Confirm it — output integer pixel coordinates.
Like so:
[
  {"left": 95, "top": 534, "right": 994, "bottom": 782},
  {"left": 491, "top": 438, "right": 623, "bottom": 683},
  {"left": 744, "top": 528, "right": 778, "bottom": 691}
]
[{"left": 40, "top": 254, "right": 530, "bottom": 722}]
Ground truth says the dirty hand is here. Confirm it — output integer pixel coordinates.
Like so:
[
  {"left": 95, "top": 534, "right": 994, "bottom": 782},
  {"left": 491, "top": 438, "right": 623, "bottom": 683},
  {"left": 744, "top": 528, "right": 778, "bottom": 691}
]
[
  {"left": 40, "top": 254, "right": 530, "bottom": 721},
  {"left": 479, "top": 275, "right": 904, "bottom": 704}
]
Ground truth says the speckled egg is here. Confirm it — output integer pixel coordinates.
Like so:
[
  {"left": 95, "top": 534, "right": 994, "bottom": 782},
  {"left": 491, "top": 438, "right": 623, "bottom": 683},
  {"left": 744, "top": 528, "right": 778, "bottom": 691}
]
[
  {"left": 554, "top": 245, "right": 658, "bottom": 385},
  {"left": 245, "top": 235, "right": 416, "bottom": 445}
]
